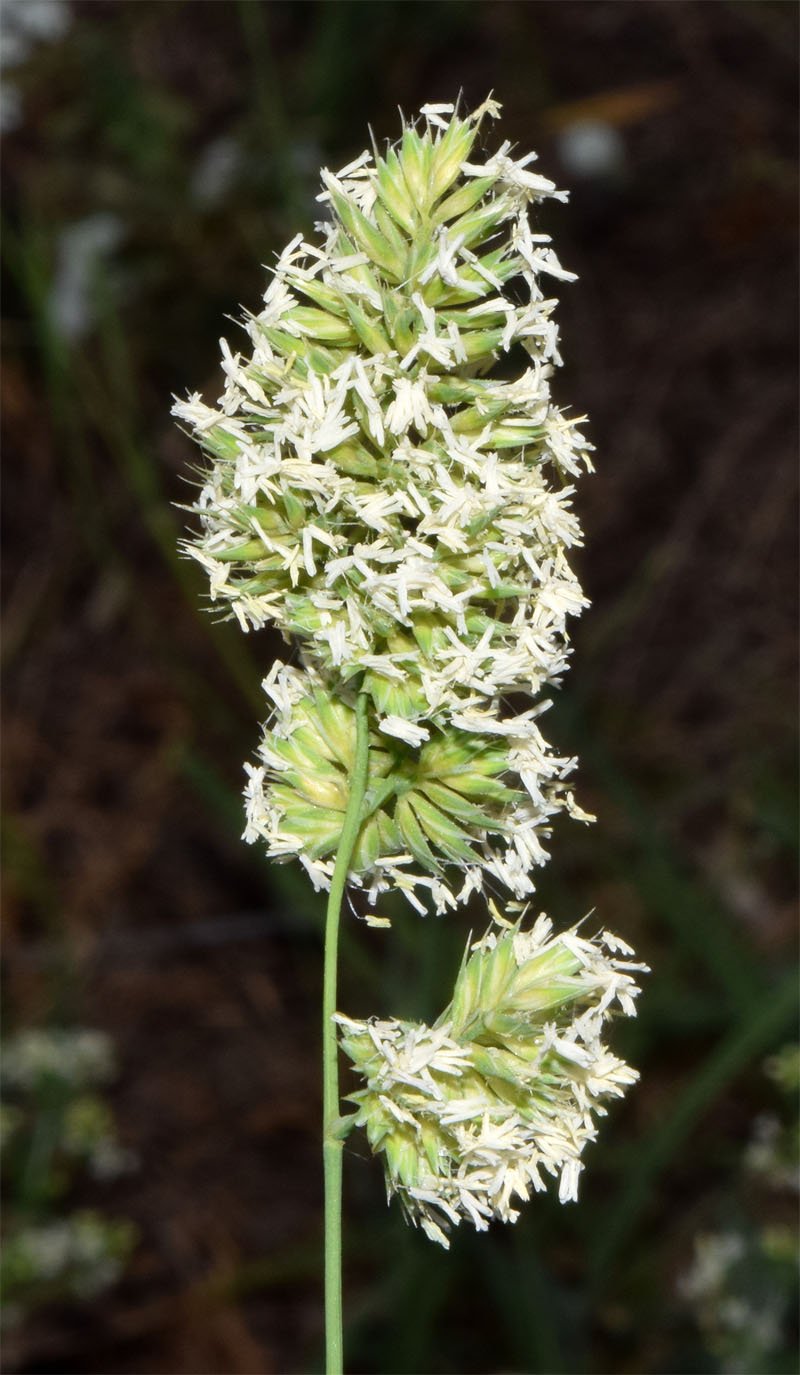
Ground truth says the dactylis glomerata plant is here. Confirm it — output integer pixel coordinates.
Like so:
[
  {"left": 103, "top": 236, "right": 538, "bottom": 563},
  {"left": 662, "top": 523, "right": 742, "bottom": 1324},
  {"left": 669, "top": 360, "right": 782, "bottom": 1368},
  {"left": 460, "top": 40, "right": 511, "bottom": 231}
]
[{"left": 174, "top": 98, "right": 646, "bottom": 1371}]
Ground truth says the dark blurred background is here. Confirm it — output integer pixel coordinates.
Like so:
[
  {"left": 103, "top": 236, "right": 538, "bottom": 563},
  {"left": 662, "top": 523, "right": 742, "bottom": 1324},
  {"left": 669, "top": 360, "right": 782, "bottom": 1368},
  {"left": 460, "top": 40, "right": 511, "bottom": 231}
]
[{"left": 2, "top": 2, "right": 798, "bottom": 1372}]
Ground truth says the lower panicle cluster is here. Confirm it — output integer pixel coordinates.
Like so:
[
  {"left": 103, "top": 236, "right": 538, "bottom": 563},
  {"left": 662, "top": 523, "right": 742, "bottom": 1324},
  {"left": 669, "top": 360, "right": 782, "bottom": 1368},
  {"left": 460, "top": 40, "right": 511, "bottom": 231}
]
[{"left": 337, "top": 915, "right": 646, "bottom": 1246}]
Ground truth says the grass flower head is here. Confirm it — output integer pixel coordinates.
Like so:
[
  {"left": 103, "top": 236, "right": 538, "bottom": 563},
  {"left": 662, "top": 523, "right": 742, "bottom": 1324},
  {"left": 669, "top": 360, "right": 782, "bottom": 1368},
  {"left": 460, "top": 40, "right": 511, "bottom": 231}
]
[{"left": 175, "top": 96, "right": 646, "bottom": 1366}]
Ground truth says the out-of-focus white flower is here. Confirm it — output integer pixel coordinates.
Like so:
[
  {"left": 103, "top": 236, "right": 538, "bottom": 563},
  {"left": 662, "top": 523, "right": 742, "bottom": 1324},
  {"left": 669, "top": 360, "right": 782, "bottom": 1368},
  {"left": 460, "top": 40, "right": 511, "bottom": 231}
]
[
  {"left": 1, "top": 1028, "right": 115, "bottom": 1090},
  {"left": 0, "top": 0, "right": 72, "bottom": 133},
  {"left": 190, "top": 136, "right": 243, "bottom": 207},
  {"left": 48, "top": 214, "right": 125, "bottom": 340},
  {"left": 242, "top": 663, "right": 591, "bottom": 912},
  {"left": 557, "top": 120, "right": 626, "bottom": 181}
]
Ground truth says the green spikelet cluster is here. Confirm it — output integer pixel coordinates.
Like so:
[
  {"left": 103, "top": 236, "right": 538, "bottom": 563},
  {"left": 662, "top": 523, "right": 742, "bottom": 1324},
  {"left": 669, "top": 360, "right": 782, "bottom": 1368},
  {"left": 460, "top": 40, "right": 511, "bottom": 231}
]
[
  {"left": 338, "top": 916, "right": 645, "bottom": 1246},
  {"left": 243, "top": 662, "right": 588, "bottom": 910}
]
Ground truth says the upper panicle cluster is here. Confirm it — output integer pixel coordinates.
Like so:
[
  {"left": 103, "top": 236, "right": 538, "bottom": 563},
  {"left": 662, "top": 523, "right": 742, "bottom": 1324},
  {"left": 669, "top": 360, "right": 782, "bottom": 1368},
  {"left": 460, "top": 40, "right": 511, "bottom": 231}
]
[{"left": 174, "top": 100, "right": 592, "bottom": 736}]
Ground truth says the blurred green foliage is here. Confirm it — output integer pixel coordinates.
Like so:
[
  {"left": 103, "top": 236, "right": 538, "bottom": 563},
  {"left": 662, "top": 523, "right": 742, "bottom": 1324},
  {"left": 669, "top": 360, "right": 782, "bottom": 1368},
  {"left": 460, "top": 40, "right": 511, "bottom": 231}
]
[{"left": 2, "top": 1, "right": 797, "bottom": 1372}]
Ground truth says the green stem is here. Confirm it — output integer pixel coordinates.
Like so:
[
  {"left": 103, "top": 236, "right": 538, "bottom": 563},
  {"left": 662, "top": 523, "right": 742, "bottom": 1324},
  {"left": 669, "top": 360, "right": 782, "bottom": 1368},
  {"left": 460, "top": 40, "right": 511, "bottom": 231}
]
[{"left": 323, "top": 690, "right": 371, "bottom": 1375}]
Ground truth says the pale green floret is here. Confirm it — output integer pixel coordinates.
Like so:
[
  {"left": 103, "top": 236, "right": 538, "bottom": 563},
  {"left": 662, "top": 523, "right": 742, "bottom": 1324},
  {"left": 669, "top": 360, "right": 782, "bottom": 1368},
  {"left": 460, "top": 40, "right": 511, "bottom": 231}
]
[
  {"left": 337, "top": 915, "right": 646, "bottom": 1246},
  {"left": 173, "top": 99, "right": 592, "bottom": 730}
]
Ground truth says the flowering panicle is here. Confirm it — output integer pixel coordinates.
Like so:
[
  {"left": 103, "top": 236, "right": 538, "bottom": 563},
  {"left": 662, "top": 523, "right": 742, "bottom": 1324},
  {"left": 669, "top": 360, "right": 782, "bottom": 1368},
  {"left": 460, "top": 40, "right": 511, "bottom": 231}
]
[
  {"left": 175, "top": 98, "right": 645, "bottom": 1250},
  {"left": 337, "top": 914, "right": 646, "bottom": 1246},
  {"left": 174, "top": 98, "right": 595, "bottom": 909}
]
